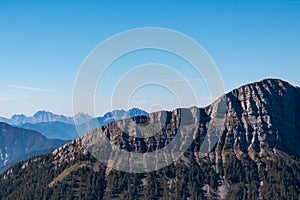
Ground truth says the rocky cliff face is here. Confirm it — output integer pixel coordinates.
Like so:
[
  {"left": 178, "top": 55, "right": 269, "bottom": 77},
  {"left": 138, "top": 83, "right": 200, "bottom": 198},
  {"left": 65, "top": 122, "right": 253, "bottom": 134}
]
[
  {"left": 1, "top": 79, "right": 299, "bottom": 200},
  {"left": 215, "top": 79, "right": 300, "bottom": 159},
  {"left": 81, "top": 79, "right": 300, "bottom": 170}
]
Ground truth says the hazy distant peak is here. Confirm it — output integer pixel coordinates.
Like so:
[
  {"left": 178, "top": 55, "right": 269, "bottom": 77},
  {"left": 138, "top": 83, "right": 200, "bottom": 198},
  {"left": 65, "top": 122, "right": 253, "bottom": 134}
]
[{"left": 33, "top": 110, "right": 54, "bottom": 117}]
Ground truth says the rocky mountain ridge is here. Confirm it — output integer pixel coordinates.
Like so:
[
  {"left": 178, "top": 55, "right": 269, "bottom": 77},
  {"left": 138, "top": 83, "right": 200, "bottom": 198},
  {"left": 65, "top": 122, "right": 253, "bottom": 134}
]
[
  {"left": 82, "top": 79, "right": 300, "bottom": 165},
  {"left": 1, "top": 79, "right": 299, "bottom": 199}
]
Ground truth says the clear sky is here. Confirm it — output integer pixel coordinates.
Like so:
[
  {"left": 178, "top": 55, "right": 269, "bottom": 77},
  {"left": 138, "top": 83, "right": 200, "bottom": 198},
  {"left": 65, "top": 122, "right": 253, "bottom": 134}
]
[{"left": 0, "top": 0, "right": 300, "bottom": 118}]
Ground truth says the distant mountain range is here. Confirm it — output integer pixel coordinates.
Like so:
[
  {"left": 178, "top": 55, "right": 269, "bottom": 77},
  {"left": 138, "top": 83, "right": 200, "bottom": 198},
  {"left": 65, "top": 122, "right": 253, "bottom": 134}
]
[
  {"left": 0, "top": 108, "right": 148, "bottom": 140},
  {"left": 1, "top": 79, "right": 299, "bottom": 199},
  {"left": 0, "top": 111, "right": 76, "bottom": 125}
]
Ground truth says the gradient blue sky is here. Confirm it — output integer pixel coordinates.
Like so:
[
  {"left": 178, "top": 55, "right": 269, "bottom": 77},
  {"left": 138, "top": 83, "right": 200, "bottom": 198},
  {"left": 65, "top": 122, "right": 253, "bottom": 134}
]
[{"left": 0, "top": 0, "right": 300, "bottom": 117}]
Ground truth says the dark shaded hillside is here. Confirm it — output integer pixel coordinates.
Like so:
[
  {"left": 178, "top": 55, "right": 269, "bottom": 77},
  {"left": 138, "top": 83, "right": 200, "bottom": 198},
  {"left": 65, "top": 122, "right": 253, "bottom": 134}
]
[
  {"left": 0, "top": 79, "right": 300, "bottom": 200},
  {"left": 0, "top": 123, "right": 68, "bottom": 173}
]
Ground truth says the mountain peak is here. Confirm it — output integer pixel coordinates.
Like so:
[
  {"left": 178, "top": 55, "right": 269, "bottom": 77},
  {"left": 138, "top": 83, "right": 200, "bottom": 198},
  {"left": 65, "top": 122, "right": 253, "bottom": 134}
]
[
  {"left": 128, "top": 107, "right": 148, "bottom": 116},
  {"left": 233, "top": 78, "right": 294, "bottom": 94},
  {"left": 10, "top": 114, "right": 26, "bottom": 120},
  {"left": 222, "top": 78, "right": 300, "bottom": 159},
  {"left": 33, "top": 110, "right": 54, "bottom": 117}
]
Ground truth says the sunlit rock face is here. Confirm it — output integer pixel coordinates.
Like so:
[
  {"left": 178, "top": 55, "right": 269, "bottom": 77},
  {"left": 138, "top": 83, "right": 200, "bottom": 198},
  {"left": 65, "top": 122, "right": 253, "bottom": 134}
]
[
  {"left": 82, "top": 79, "right": 300, "bottom": 169},
  {"left": 213, "top": 79, "right": 300, "bottom": 161}
]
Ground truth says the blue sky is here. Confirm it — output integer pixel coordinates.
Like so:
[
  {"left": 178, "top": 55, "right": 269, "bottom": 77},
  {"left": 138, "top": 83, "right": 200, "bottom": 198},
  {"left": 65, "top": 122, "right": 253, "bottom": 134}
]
[{"left": 0, "top": 0, "right": 300, "bottom": 117}]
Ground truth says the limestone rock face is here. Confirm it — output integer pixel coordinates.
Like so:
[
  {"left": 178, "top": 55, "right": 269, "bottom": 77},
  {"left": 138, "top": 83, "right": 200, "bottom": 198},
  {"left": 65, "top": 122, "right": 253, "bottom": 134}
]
[
  {"left": 218, "top": 79, "right": 300, "bottom": 160},
  {"left": 46, "top": 79, "right": 300, "bottom": 171},
  {"left": 80, "top": 79, "right": 300, "bottom": 166}
]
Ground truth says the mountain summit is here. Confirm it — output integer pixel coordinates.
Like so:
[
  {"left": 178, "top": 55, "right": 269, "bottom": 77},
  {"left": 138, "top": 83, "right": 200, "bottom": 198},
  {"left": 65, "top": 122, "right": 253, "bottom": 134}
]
[
  {"left": 216, "top": 78, "right": 300, "bottom": 158},
  {"left": 1, "top": 79, "right": 299, "bottom": 199}
]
